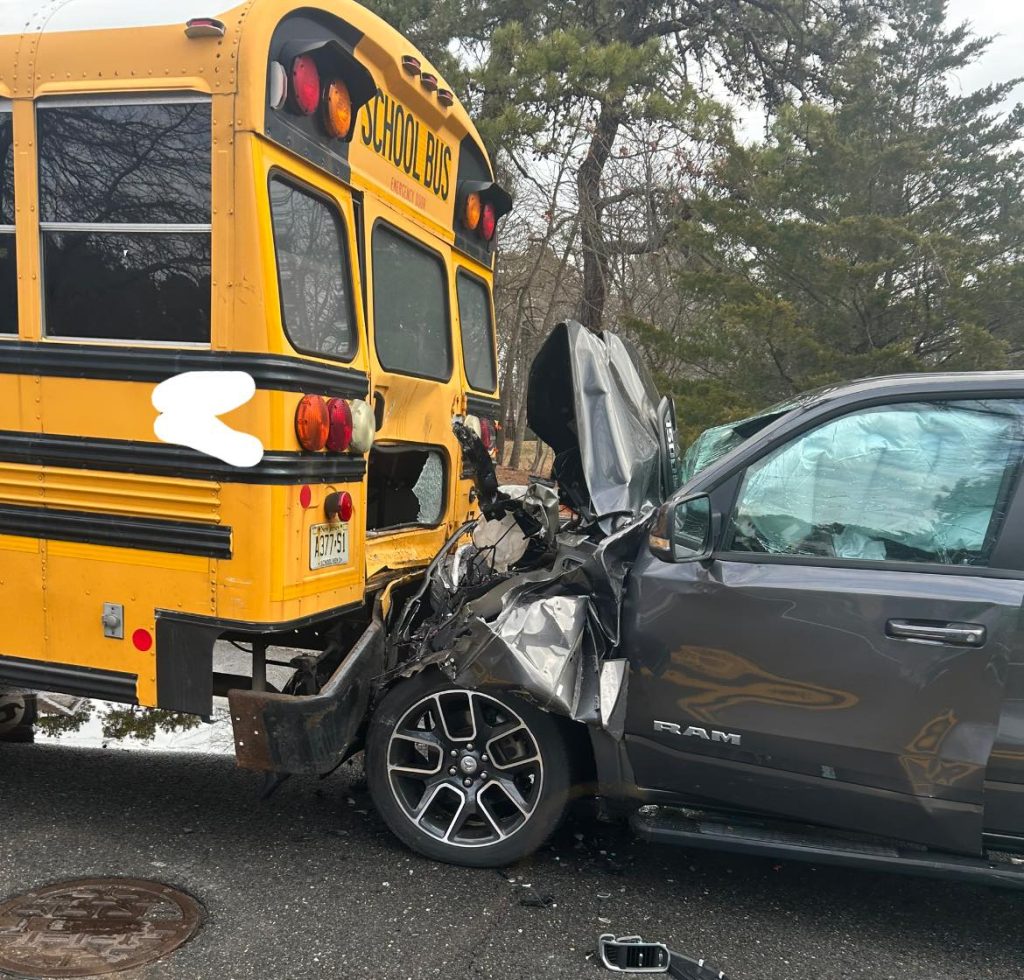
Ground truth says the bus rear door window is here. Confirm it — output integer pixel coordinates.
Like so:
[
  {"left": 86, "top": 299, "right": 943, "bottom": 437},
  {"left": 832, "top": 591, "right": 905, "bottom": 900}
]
[
  {"left": 372, "top": 224, "right": 451, "bottom": 381},
  {"left": 0, "top": 105, "right": 15, "bottom": 334},
  {"left": 37, "top": 97, "right": 212, "bottom": 343},
  {"left": 367, "top": 447, "right": 446, "bottom": 531},
  {"left": 457, "top": 271, "right": 497, "bottom": 392},
  {"left": 269, "top": 178, "right": 357, "bottom": 360}
]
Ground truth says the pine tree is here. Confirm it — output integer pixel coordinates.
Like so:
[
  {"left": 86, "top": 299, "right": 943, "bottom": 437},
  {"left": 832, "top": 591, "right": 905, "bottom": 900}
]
[
  {"left": 364, "top": 0, "right": 877, "bottom": 332},
  {"left": 659, "top": 0, "right": 1024, "bottom": 440}
]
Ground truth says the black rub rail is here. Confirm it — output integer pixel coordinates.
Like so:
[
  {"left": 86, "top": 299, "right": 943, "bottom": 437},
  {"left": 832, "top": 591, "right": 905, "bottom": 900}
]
[
  {"left": 0, "top": 431, "right": 367, "bottom": 485},
  {"left": 0, "top": 503, "right": 232, "bottom": 559},
  {"left": 0, "top": 343, "right": 370, "bottom": 399}
]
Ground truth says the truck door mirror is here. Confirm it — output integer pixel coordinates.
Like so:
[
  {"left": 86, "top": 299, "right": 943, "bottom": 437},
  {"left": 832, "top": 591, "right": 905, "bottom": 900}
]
[{"left": 649, "top": 494, "right": 713, "bottom": 563}]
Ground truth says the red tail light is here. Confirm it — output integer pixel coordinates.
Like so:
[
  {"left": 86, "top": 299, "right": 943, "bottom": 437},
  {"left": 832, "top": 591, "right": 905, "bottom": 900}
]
[
  {"left": 295, "top": 395, "right": 329, "bottom": 451},
  {"left": 480, "top": 418, "right": 496, "bottom": 452},
  {"left": 325, "top": 397, "right": 353, "bottom": 452},
  {"left": 290, "top": 55, "right": 321, "bottom": 115},
  {"left": 325, "top": 490, "right": 354, "bottom": 522},
  {"left": 338, "top": 491, "right": 354, "bottom": 522},
  {"left": 480, "top": 202, "right": 497, "bottom": 242}
]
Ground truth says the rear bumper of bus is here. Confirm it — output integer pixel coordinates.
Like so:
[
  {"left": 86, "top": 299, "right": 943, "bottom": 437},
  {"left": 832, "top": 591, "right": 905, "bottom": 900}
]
[{"left": 227, "top": 618, "right": 385, "bottom": 776}]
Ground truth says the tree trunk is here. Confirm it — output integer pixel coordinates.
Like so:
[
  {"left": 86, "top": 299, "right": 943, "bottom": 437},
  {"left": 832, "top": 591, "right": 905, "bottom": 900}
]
[
  {"left": 507, "top": 346, "right": 532, "bottom": 470},
  {"left": 577, "top": 104, "right": 621, "bottom": 332}
]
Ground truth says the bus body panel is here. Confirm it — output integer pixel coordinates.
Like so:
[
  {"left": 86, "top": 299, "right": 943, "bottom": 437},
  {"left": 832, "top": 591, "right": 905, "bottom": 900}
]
[{"left": 0, "top": 0, "right": 502, "bottom": 713}]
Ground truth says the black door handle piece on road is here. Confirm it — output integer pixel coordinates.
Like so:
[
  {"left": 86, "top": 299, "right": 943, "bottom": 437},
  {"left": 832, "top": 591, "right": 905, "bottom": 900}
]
[{"left": 886, "top": 620, "right": 987, "bottom": 647}]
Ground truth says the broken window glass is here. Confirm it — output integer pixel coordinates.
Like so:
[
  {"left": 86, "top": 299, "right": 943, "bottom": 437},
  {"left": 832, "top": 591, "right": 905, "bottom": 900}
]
[
  {"left": 367, "top": 447, "right": 446, "bottom": 531},
  {"left": 727, "top": 400, "right": 1024, "bottom": 565}
]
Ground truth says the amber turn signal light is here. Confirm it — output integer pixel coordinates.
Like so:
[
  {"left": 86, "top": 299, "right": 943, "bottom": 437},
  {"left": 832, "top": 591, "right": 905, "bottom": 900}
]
[
  {"left": 295, "top": 395, "right": 330, "bottom": 452},
  {"left": 464, "top": 193, "right": 482, "bottom": 232},
  {"left": 324, "top": 78, "right": 353, "bottom": 139}
]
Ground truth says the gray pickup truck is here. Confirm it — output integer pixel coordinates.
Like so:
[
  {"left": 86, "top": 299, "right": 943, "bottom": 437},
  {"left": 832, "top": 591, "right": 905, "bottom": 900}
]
[{"left": 361, "top": 319, "right": 1024, "bottom": 889}]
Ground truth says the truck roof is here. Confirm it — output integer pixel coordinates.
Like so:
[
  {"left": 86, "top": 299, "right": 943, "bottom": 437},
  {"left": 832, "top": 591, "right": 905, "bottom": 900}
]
[{"left": 795, "top": 371, "right": 1024, "bottom": 410}]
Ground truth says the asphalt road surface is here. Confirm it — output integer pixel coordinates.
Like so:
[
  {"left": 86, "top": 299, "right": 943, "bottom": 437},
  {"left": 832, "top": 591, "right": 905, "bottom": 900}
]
[{"left": 2, "top": 739, "right": 1022, "bottom": 980}]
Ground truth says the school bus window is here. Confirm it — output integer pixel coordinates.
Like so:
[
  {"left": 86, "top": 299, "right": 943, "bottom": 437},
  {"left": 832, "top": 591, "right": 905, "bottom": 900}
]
[
  {"left": 0, "top": 105, "right": 15, "bottom": 335},
  {"left": 37, "top": 96, "right": 211, "bottom": 343},
  {"left": 371, "top": 224, "right": 451, "bottom": 381},
  {"left": 270, "top": 177, "right": 357, "bottom": 361},
  {"left": 367, "top": 446, "right": 446, "bottom": 531},
  {"left": 457, "top": 271, "right": 497, "bottom": 392}
]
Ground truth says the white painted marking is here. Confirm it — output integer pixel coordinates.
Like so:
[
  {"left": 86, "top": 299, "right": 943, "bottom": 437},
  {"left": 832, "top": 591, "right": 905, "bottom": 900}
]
[{"left": 152, "top": 371, "right": 264, "bottom": 469}]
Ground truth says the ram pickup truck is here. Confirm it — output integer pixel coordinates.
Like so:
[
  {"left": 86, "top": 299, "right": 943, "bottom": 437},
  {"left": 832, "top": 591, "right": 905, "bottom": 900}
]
[{"left": 364, "top": 320, "right": 1024, "bottom": 888}]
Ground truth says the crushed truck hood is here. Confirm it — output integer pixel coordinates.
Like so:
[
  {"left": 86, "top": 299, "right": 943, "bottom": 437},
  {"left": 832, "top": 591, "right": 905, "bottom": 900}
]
[
  {"left": 387, "top": 322, "right": 673, "bottom": 737},
  {"left": 527, "top": 320, "right": 667, "bottom": 532}
]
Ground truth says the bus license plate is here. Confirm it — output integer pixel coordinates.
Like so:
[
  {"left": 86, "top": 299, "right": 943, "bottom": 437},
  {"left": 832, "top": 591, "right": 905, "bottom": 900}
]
[{"left": 309, "top": 522, "right": 349, "bottom": 570}]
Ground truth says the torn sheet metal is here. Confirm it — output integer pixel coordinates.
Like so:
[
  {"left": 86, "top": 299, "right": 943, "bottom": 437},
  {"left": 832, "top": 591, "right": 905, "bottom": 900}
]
[
  {"left": 393, "top": 504, "right": 649, "bottom": 733},
  {"left": 528, "top": 320, "right": 665, "bottom": 533},
  {"left": 453, "top": 594, "right": 592, "bottom": 718},
  {"left": 391, "top": 322, "right": 671, "bottom": 736},
  {"left": 599, "top": 660, "right": 629, "bottom": 742},
  {"left": 493, "top": 596, "right": 588, "bottom": 711}
]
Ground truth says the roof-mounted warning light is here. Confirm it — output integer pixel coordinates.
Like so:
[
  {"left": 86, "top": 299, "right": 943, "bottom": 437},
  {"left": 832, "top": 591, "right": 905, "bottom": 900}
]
[{"left": 185, "top": 18, "right": 226, "bottom": 39}]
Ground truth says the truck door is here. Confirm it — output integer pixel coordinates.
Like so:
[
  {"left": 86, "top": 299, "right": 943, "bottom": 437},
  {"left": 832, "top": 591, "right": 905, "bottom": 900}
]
[{"left": 623, "top": 397, "right": 1024, "bottom": 854}]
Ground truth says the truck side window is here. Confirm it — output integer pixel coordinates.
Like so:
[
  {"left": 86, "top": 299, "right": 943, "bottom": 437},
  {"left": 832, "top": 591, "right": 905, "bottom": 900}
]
[
  {"left": 270, "top": 178, "right": 357, "bottom": 361},
  {"left": 0, "top": 105, "right": 15, "bottom": 334},
  {"left": 37, "top": 96, "right": 211, "bottom": 343},
  {"left": 371, "top": 223, "right": 451, "bottom": 381},
  {"left": 727, "top": 400, "right": 1024, "bottom": 566}
]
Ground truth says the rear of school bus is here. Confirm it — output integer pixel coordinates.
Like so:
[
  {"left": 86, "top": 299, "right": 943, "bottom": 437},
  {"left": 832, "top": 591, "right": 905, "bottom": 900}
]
[{"left": 0, "top": 0, "right": 508, "bottom": 773}]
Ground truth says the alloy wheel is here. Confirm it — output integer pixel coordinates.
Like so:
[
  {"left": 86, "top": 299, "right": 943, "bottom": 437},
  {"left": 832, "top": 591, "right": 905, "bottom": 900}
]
[{"left": 385, "top": 689, "right": 544, "bottom": 848}]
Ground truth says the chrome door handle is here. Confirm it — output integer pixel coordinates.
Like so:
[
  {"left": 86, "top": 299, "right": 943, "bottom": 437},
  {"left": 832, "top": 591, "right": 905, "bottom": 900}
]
[{"left": 886, "top": 620, "right": 987, "bottom": 647}]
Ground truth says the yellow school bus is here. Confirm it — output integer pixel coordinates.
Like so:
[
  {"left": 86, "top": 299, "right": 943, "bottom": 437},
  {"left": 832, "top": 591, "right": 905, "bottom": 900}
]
[{"left": 0, "top": 0, "right": 508, "bottom": 771}]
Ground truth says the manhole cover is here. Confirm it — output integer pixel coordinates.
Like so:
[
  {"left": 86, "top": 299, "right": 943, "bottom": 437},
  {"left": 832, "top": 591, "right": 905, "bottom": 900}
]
[{"left": 0, "top": 878, "right": 201, "bottom": 978}]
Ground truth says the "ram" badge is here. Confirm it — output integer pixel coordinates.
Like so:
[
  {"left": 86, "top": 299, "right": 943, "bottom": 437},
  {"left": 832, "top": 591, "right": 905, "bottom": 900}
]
[{"left": 653, "top": 720, "right": 741, "bottom": 746}]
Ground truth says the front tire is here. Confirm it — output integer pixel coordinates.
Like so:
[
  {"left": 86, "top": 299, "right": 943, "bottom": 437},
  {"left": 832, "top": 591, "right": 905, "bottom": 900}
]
[{"left": 366, "top": 671, "right": 571, "bottom": 867}]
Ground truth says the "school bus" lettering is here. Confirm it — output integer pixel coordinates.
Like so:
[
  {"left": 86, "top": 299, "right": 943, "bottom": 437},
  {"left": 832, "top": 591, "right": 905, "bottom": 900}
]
[{"left": 360, "top": 88, "right": 452, "bottom": 201}]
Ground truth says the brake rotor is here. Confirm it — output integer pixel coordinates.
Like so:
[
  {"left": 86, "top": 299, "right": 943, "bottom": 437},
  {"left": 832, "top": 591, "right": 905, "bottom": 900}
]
[{"left": 0, "top": 878, "right": 201, "bottom": 978}]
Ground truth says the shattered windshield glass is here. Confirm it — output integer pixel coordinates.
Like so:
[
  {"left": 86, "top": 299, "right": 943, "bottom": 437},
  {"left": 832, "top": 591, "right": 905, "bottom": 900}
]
[{"left": 679, "top": 393, "right": 814, "bottom": 483}]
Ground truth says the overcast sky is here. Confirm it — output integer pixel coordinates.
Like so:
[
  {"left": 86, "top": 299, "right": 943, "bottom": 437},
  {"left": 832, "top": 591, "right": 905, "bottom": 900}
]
[{"left": 946, "top": 0, "right": 1024, "bottom": 100}]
